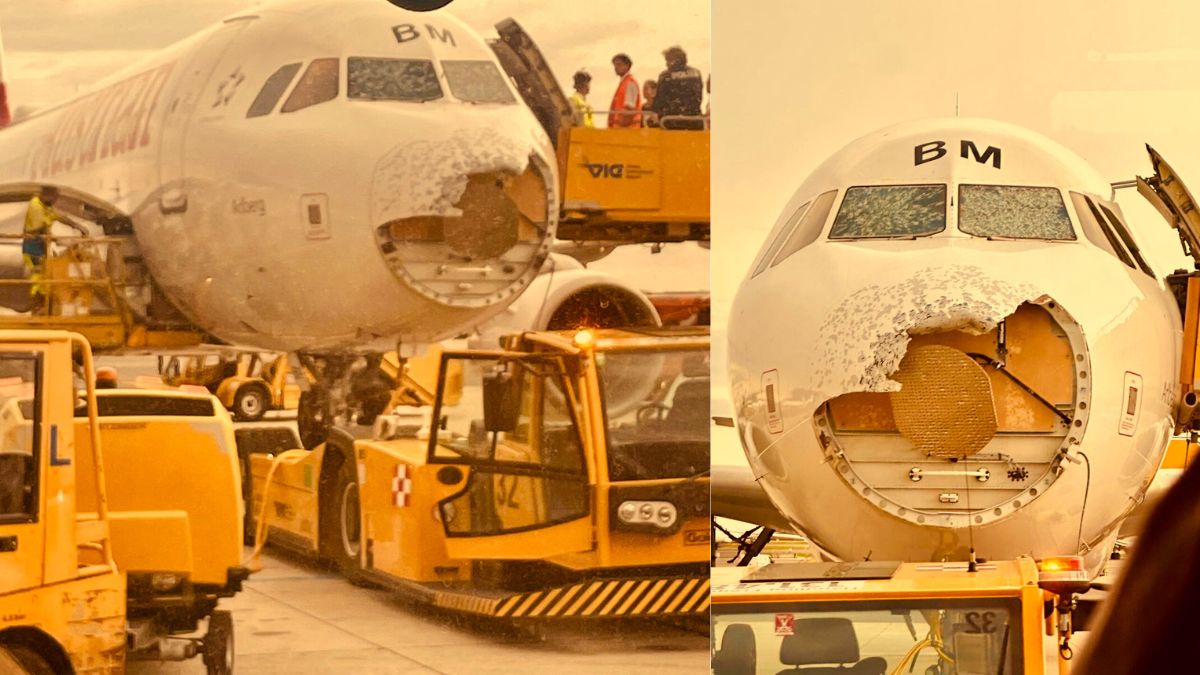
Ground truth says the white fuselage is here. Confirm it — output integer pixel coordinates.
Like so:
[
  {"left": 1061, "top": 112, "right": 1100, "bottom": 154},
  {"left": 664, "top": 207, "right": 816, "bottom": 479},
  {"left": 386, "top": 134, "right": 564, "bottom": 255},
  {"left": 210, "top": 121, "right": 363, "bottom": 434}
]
[
  {"left": 0, "top": 0, "right": 558, "bottom": 352},
  {"left": 728, "top": 118, "right": 1181, "bottom": 575}
]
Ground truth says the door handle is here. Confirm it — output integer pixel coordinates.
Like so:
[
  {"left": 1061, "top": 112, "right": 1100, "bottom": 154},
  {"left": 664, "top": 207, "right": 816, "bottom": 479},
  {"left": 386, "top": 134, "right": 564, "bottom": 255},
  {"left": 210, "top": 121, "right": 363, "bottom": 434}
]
[{"left": 0, "top": 535, "right": 16, "bottom": 552}]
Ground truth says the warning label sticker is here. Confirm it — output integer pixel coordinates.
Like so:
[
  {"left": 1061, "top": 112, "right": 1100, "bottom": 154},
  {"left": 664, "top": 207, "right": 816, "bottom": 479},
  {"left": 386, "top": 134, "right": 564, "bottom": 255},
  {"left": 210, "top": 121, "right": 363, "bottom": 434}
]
[{"left": 775, "top": 613, "right": 794, "bottom": 636}]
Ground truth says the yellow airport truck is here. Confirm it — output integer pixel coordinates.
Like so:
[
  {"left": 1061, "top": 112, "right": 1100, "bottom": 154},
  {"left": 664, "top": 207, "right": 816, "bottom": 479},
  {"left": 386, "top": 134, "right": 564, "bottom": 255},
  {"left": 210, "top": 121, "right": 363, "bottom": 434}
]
[
  {"left": 250, "top": 327, "right": 711, "bottom": 622},
  {"left": 490, "top": 20, "right": 709, "bottom": 247},
  {"left": 0, "top": 331, "right": 247, "bottom": 674},
  {"left": 160, "top": 350, "right": 301, "bottom": 421},
  {"left": 711, "top": 555, "right": 1095, "bottom": 675}
]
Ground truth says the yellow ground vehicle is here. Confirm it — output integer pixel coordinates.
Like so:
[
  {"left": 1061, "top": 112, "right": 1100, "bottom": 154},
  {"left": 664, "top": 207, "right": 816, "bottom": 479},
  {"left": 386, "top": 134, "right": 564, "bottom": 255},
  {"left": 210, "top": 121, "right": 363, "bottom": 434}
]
[
  {"left": 251, "top": 328, "right": 711, "bottom": 621},
  {"left": 711, "top": 556, "right": 1094, "bottom": 675},
  {"left": 490, "top": 20, "right": 709, "bottom": 247},
  {"left": 160, "top": 350, "right": 300, "bottom": 421},
  {"left": 0, "top": 331, "right": 247, "bottom": 674}
]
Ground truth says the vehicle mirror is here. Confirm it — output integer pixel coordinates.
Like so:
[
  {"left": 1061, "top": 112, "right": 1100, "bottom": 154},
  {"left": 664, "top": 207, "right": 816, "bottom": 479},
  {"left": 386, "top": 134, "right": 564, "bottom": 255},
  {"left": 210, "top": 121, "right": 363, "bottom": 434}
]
[{"left": 482, "top": 369, "right": 519, "bottom": 433}]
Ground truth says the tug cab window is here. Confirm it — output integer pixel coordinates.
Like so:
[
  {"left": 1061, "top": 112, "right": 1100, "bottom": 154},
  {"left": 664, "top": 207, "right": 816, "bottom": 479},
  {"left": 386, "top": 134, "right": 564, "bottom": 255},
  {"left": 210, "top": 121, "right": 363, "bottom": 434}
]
[
  {"left": 959, "top": 185, "right": 1074, "bottom": 240},
  {"left": 348, "top": 57, "right": 442, "bottom": 102},
  {"left": 600, "top": 349, "right": 708, "bottom": 482},
  {"left": 828, "top": 185, "right": 947, "bottom": 239},
  {"left": 441, "top": 60, "right": 516, "bottom": 104},
  {"left": 281, "top": 58, "right": 339, "bottom": 113},
  {"left": 431, "top": 356, "right": 587, "bottom": 536},
  {"left": 0, "top": 356, "right": 39, "bottom": 522},
  {"left": 246, "top": 62, "right": 301, "bottom": 118}
]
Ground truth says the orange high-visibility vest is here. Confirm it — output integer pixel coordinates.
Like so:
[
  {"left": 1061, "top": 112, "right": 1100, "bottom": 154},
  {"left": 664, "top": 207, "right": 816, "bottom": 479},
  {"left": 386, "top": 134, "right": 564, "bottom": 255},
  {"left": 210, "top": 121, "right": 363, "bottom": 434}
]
[{"left": 608, "top": 74, "right": 642, "bottom": 128}]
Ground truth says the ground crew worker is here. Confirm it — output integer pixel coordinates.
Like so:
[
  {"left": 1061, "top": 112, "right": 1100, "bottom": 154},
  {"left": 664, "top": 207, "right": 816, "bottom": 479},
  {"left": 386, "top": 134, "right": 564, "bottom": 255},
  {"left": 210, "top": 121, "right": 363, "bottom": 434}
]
[
  {"left": 642, "top": 79, "right": 658, "bottom": 127},
  {"left": 95, "top": 366, "right": 119, "bottom": 389},
  {"left": 652, "top": 46, "right": 704, "bottom": 130},
  {"left": 608, "top": 53, "right": 641, "bottom": 128},
  {"left": 569, "top": 70, "right": 594, "bottom": 128},
  {"left": 23, "top": 186, "right": 86, "bottom": 309}
]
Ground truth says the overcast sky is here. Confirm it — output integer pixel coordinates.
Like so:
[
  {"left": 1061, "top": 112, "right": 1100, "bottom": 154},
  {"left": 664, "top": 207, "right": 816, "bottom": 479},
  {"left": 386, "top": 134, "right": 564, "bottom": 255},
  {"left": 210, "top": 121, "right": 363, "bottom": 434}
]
[
  {"left": 0, "top": 0, "right": 709, "bottom": 120},
  {"left": 712, "top": 0, "right": 1200, "bottom": 464},
  {"left": 0, "top": 0, "right": 709, "bottom": 292}
]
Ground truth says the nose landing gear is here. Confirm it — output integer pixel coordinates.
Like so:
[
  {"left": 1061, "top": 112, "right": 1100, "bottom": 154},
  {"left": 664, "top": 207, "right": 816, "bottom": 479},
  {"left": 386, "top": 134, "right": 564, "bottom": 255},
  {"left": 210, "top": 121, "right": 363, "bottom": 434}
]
[{"left": 296, "top": 353, "right": 396, "bottom": 449}]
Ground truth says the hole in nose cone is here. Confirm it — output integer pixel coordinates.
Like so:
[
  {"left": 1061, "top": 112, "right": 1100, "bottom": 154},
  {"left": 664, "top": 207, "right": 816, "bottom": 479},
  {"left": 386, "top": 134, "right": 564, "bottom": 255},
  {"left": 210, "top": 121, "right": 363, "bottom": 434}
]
[
  {"left": 374, "top": 158, "right": 552, "bottom": 307},
  {"left": 443, "top": 173, "right": 520, "bottom": 259}
]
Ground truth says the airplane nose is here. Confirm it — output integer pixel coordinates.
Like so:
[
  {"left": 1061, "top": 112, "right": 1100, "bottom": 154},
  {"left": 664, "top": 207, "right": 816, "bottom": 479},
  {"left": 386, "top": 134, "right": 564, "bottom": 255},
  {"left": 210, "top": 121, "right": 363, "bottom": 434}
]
[
  {"left": 370, "top": 129, "right": 554, "bottom": 308},
  {"left": 809, "top": 285, "right": 1092, "bottom": 529}
]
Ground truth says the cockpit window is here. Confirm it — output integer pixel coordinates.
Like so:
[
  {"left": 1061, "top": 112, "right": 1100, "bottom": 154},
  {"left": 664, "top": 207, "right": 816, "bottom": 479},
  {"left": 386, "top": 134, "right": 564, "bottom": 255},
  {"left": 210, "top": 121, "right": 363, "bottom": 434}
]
[
  {"left": 771, "top": 189, "right": 839, "bottom": 266},
  {"left": 348, "top": 57, "right": 442, "bottom": 102},
  {"left": 246, "top": 63, "right": 301, "bottom": 118},
  {"left": 959, "top": 185, "right": 1075, "bottom": 240},
  {"left": 441, "top": 60, "right": 516, "bottom": 104},
  {"left": 828, "top": 185, "right": 946, "bottom": 239},
  {"left": 750, "top": 200, "right": 809, "bottom": 278},
  {"left": 281, "top": 58, "right": 339, "bottom": 113}
]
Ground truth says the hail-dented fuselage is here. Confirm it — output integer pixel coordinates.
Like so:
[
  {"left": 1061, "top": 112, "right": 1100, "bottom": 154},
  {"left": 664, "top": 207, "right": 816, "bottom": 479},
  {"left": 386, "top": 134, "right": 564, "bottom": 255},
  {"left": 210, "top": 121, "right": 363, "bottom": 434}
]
[
  {"left": 728, "top": 118, "right": 1181, "bottom": 575},
  {"left": 0, "top": 0, "right": 558, "bottom": 351}
]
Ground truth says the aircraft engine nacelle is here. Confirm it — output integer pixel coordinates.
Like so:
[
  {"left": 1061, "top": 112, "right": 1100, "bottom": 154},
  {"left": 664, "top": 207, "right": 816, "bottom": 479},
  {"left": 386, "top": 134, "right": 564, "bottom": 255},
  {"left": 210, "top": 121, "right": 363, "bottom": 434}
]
[
  {"left": 727, "top": 118, "right": 1182, "bottom": 577},
  {"left": 473, "top": 256, "right": 662, "bottom": 415}
]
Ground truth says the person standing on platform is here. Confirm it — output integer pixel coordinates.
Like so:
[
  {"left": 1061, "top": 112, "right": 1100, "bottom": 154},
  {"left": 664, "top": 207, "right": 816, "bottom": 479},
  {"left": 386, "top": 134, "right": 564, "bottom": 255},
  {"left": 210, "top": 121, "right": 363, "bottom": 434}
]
[
  {"left": 569, "top": 70, "right": 594, "bottom": 128},
  {"left": 608, "top": 53, "right": 641, "bottom": 128}
]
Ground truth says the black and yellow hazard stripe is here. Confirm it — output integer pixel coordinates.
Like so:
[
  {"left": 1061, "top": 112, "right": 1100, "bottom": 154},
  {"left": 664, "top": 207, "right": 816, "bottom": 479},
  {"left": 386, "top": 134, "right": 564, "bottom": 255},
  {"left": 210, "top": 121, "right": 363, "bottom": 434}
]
[{"left": 431, "top": 575, "right": 709, "bottom": 619}]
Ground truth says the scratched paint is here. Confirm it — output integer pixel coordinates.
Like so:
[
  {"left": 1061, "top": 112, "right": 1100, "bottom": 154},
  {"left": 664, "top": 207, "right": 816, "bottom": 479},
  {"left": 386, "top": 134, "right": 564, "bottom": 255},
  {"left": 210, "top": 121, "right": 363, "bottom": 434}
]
[{"left": 371, "top": 126, "right": 531, "bottom": 224}]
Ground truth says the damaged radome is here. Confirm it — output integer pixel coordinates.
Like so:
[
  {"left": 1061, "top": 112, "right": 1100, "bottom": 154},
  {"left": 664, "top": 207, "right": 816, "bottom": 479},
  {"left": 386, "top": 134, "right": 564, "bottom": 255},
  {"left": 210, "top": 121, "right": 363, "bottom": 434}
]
[
  {"left": 370, "top": 127, "right": 555, "bottom": 309},
  {"left": 812, "top": 272, "right": 1092, "bottom": 529}
]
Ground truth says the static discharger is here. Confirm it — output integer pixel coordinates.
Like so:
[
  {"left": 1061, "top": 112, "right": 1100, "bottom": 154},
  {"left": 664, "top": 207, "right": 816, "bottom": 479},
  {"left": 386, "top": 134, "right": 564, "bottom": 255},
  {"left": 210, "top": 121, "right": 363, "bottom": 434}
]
[{"left": 890, "top": 345, "right": 998, "bottom": 457}]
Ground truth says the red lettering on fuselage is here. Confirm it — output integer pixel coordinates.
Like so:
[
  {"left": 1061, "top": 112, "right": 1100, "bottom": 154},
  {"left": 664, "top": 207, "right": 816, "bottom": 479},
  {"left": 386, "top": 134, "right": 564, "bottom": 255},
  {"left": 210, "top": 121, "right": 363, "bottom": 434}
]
[{"left": 31, "top": 62, "right": 175, "bottom": 180}]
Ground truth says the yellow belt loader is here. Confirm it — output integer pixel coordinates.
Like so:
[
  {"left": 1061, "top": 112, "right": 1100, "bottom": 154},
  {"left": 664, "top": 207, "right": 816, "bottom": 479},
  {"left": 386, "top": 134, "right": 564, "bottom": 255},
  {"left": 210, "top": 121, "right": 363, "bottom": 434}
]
[
  {"left": 0, "top": 331, "right": 248, "bottom": 674},
  {"left": 250, "top": 327, "right": 711, "bottom": 622}
]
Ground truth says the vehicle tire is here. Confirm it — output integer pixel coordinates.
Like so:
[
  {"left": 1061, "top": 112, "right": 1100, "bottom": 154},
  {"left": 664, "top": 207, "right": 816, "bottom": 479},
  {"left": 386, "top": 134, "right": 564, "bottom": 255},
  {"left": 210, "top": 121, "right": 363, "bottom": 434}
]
[
  {"left": 4, "top": 646, "right": 55, "bottom": 675},
  {"left": 232, "top": 384, "right": 269, "bottom": 422},
  {"left": 297, "top": 388, "right": 330, "bottom": 449},
  {"left": 329, "top": 458, "right": 365, "bottom": 581},
  {"left": 202, "top": 610, "right": 234, "bottom": 675}
]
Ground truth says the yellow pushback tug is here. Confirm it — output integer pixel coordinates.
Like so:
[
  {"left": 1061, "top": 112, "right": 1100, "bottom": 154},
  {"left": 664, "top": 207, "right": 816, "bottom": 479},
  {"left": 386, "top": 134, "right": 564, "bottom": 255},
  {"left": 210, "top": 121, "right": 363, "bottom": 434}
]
[{"left": 249, "top": 327, "right": 711, "bottom": 623}]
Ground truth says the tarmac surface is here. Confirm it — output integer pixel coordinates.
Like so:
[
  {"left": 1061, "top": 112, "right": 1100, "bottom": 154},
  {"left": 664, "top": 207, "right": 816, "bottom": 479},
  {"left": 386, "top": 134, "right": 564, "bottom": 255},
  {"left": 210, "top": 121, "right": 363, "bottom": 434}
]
[{"left": 127, "top": 548, "right": 708, "bottom": 674}]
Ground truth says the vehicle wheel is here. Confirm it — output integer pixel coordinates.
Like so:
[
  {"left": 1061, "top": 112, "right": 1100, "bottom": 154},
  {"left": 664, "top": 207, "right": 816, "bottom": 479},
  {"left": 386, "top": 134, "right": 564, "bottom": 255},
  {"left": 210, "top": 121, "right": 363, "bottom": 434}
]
[
  {"left": 233, "top": 384, "right": 269, "bottom": 421},
  {"left": 330, "top": 459, "right": 365, "bottom": 580},
  {"left": 297, "top": 388, "right": 330, "bottom": 449},
  {"left": 202, "top": 610, "right": 234, "bottom": 675},
  {"left": 4, "top": 646, "right": 55, "bottom": 675}
]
